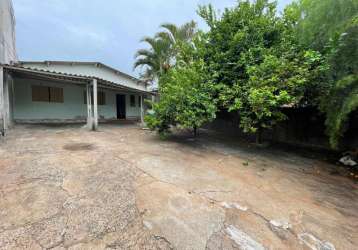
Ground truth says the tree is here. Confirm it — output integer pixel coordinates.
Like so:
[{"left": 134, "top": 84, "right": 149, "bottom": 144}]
[
  {"left": 134, "top": 22, "right": 197, "bottom": 84},
  {"left": 198, "top": 0, "right": 324, "bottom": 143},
  {"left": 145, "top": 36, "right": 217, "bottom": 136},
  {"left": 289, "top": 0, "right": 358, "bottom": 148},
  {"left": 288, "top": 0, "right": 358, "bottom": 52},
  {"left": 134, "top": 36, "right": 171, "bottom": 83},
  {"left": 321, "top": 75, "right": 358, "bottom": 148},
  {"left": 237, "top": 51, "right": 324, "bottom": 143},
  {"left": 318, "top": 17, "right": 358, "bottom": 148},
  {"left": 158, "top": 21, "right": 197, "bottom": 45}
]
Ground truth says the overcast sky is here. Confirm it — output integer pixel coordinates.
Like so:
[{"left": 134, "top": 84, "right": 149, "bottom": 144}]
[{"left": 13, "top": 0, "right": 293, "bottom": 76}]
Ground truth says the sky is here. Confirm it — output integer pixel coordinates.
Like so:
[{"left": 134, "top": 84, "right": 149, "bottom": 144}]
[{"left": 13, "top": 0, "right": 293, "bottom": 77}]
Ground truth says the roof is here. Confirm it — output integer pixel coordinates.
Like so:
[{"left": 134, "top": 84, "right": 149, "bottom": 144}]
[
  {"left": 19, "top": 60, "right": 144, "bottom": 85},
  {"left": 1, "top": 64, "right": 152, "bottom": 94}
]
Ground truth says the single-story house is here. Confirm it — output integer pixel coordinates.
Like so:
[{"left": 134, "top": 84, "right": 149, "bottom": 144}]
[{"left": 0, "top": 61, "right": 153, "bottom": 134}]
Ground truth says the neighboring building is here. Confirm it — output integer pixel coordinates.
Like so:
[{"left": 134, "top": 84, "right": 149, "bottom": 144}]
[
  {"left": 0, "top": 0, "right": 17, "bottom": 64},
  {"left": 0, "top": 1, "right": 152, "bottom": 135},
  {"left": 0, "top": 0, "right": 17, "bottom": 135}
]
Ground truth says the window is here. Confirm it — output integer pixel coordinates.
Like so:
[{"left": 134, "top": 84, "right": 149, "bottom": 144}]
[
  {"left": 49, "top": 87, "right": 64, "bottom": 103},
  {"left": 83, "top": 91, "right": 106, "bottom": 105},
  {"left": 98, "top": 91, "right": 106, "bottom": 105},
  {"left": 130, "top": 95, "right": 136, "bottom": 107},
  {"left": 32, "top": 86, "right": 63, "bottom": 103},
  {"left": 32, "top": 86, "right": 49, "bottom": 102}
]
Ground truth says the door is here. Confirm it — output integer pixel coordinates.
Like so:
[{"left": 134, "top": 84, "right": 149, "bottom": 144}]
[{"left": 116, "top": 94, "right": 126, "bottom": 119}]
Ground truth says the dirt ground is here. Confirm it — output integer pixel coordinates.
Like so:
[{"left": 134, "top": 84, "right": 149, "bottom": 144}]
[{"left": 0, "top": 124, "right": 357, "bottom": 250}]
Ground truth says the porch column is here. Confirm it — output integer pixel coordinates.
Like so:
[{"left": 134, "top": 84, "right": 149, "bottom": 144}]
[
  {"left": 86, "top": 83, "right": 92, "bottom": 129},
  {"left": 140, "top": 94, "right": 144, "bottom": 124},
  {"left": 0, "top": 66, "right": 5, "bottom": 136},
  {"left": 92, "top": 78, "right": 98, "bottom": 131},
  {"left": 4, "top": 73, "right": 11, "bottom": 128},
  {"left": 10, "top": 73, "right": 15, "bottom": 127}
]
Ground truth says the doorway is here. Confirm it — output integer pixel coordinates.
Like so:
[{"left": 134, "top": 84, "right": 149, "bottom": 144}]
[{"left": 116, "top": 94, "right": 126, "bottom": 119}]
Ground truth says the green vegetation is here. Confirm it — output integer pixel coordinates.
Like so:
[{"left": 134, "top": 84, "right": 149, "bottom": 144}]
[
  {"left": 198, "top": 0, "right": 325, "bottom": 143},
  {"left": 145, "top": 36, "right": 217, "bottom": 135},
  {"left": 134, "top": 22, "right": 197, "bottom": 83},
  {"left": 289, "top": 0, "right": 358, "bottom": 148},
  {"left": 135, "top": 0, "right": 358, "bottom": 148}
]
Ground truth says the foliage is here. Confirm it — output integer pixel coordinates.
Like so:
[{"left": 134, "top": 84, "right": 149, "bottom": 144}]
[
  {"left": 197, "top": 5, "right": 217, "bottom": 29},
  {"left": 289, "top": 0, "right": 358, "bottom": 148},
  {"left": 288, "top": 0, "right": 358, "bottom": 51},
  {"left": 239, "top": 51, "right": 323, "bottom": 134},
  {"left": 198, "top": 0, "right": 325, "bottom": 142},
  {"left": 134, "top": 36, "right": 171, "bottom": 82},
  {"left": 145, "top": 36, "right": 217, "bottom": 135},
  {"left": 321, "top": 16, "right": 358, "bottom": 148},
  {"left": 141, "top": 0, "right": 356, "bottom": 148},
  {"left": 157, "top": 21, "right": 197, "bottom": 45},
  {"left": 321, "top": 75, "right": 358, "bottom": 148},
  {"left": 134, "top": 22, "right": 197, "bottom": 84}
]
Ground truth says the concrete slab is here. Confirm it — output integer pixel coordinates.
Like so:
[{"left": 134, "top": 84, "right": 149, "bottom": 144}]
[{"left": 0, "top": 124, "right": 357, "bottom": 249}]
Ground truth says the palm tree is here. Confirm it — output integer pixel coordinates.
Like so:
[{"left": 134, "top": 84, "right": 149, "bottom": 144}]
[
  {"left": 134, "top": 36, "right": 171, "bottom": 83},
  {"left": 158, "top": 21, "right": 197, "bottom": 45},
  {"left": 134, "top": 21, "right": 197, "bottom": 84}
]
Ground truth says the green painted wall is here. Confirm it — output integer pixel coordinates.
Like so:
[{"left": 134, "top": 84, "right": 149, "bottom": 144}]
[{"left": 13, "top": 77, "right": 141, "bottom": 122}]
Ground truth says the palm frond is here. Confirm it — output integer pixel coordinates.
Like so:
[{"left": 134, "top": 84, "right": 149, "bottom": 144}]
[
  {"left": 134, "top": 21, "right": 197, "bottom": 82},
  {"left": 135, "top": 49, "right": 155, "bottom": 59},
  {"left": 178, "top": 21, "right": 197, "bottom": 41},
  {"left": 155, "top": 32, "right": 172, "bottom": 42},
  {"left": 160, "top": 23, "right": 178, "bottom": 35},
  {"left": 133, "top": 58, "right": 153, "bottom": 69}
]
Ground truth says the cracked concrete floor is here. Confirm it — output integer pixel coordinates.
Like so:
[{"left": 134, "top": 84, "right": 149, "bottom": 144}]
[{"left": 0, "top": 124, "right": 357, "bottom": 250}]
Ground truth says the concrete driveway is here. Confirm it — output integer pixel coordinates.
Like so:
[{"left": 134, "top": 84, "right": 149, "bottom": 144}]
[{"left": 0, "top": 124, "right": 357, "bottom": 249}]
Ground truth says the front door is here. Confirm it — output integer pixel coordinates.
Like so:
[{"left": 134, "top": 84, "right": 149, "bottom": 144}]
[{"left": 116, "top": 94, "right": 126, "bottom": 119}]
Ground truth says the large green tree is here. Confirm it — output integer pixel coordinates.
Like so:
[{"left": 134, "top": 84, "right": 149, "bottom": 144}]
[
  {"left": 288, "top": 0, "right": 358, "bottom": 148},
  {"left": 134, "top": 36, "right": 171, "bottom": 83},
  {"left": 322, "top": 17, "right": 358, "bottom": 148},
  {"left": 198, "top": 0, "right": 324, "bottom": 143},
  {"left": 145, "top": 36, "right": 217, "bottom": 135},
  {"left": 289, "top": 0, "right": 358, "bottom": 52}
]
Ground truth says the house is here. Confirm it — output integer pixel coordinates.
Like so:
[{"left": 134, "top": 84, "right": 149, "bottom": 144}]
[
  {"left": 0, "top": 0, "right": 153, "bottom": 135},
  {"left": 0, "top": 61, "right": 151, "bottom": 134}
]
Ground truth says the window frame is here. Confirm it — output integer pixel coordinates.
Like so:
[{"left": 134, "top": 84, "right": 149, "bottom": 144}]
[
  {"left": 84, "top": 90, "right": 106, "bottom": 106},
  {"left": 32, "top": 85, "right": 50, "bottom": 102},
  {"left": 32, "top": 85, "right": 64, "bottom": 103},
  {"left": 49, "top": 87, "right": 64, "bottom": 103}
]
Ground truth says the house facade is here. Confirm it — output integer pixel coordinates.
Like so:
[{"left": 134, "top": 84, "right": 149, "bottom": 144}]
[
  {"left": 13, "top": 61, "right": 148, "bottom": 123},
  {"left": 0, "top": 0, "right": 152, "bottom": 135},
  {"left": 0, "top": 62, "right": 151, "bottom": 134}
]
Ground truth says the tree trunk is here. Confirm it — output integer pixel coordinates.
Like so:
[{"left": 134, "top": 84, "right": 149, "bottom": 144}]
[
  {"left": 193, "top": 126, "right": 198, "bottom": 137},
  {"left": 256, "top": 127, "right": 263, "bottom": 144}
]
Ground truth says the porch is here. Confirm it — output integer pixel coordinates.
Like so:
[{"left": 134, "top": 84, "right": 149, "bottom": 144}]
[{"left": 0, "top": 64, "right": 152, "bottom": 134}]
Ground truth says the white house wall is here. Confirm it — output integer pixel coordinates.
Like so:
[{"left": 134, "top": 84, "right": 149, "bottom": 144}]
[
  {"left": 0, "top": 0, "right": 17, "bottom": 132},
  {"left": 13, "top": 77, "right": 142, "bottom": 122},
  {"left": 0, "top": 0, "right": 17, "bottom": 64},
  {"left": 20, "top": 63, "right": 147, "bottom": 92}
]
